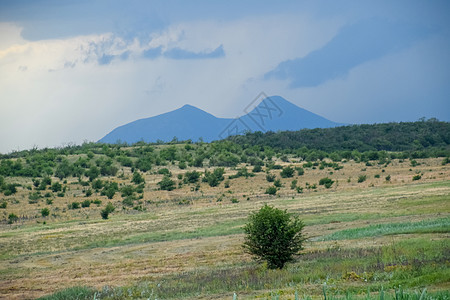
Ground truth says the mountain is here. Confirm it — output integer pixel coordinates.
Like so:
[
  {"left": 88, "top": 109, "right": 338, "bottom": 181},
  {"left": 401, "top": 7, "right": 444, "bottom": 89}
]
[{"left": 99, "top": 95, "right": 343, "bottom": 144}]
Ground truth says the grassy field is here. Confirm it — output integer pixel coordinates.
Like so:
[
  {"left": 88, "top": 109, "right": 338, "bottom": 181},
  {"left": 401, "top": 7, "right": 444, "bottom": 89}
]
[{"left": 0, "top": 156, "right": 449, "bottom": 299}]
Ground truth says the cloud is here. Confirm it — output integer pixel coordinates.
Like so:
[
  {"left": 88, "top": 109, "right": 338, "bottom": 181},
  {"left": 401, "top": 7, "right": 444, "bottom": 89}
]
[
  {"left": 265, "top": 18, "right": 433, "bottom": 88},
  {"left": 142, "top": 46, "right": 162, "bottom": 59},
  {"left": 163, "top": 44, "right": 225, "bottom": 59}
]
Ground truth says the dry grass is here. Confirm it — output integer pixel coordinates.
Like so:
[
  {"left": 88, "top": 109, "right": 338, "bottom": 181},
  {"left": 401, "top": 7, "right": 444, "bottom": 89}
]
[{"left": 0, "top": 158, "right": 449, "bottom": 299}]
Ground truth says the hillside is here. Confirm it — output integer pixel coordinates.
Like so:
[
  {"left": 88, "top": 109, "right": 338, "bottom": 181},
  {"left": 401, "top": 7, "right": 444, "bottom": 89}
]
[
  {"left": 0, "top": 123, "right": 449, "bottom": 299},
  {"left": 228, "top": 119, "right": 450, "bottom": 152},
  {"left": 99, "top": 95, "right": 341, "bottom": 144}
]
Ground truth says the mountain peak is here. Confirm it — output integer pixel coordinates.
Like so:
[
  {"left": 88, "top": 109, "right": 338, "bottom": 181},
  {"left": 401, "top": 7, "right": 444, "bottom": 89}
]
[{"left": 99, "top": 96, "right": 342, "bottom": 144}]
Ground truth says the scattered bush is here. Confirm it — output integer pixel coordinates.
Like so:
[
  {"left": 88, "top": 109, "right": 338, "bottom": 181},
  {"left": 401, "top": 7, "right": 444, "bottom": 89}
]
[
  {"left": 280, "top": 166, "right": 295, "bottom": 178},
  {"left": 131, "top": 172, "right": 145, "bottom": 184},
  {"left": 0, "top": 201, "right": 7, "bottom": 209},
  {"left": 41, "top": 208, "right": 50, "bottom": 217},
  {"left": 319, "top": 177, "right": 334, "bottom": 189},
  {"left": 274, "top": 179, "right": 282, "bottom": 188},
  {"left": 413, "top": 174, "right": 422, "bottom": 181},
  {"left": 81, "top": 200, "right": 91, "bottom": 208},
  {"left": 184, "top": 171, "right": 201, "bottom": 183},
  {"left": 70, "top": 202, "right": 80, "bottom": 209},
  {"left": 265, "top": 186, "right": 277, "bottom": 195},
  {"left": 243, "top": 204, "right": 305, "bottom": 269},
  {"left": 357, "top": 175, "right": 367, "bottom": 183},
  {"left": 158, "top": 176, "right": 176, "bottom": 191},
  {"left": 8, "top": 213, "right": 18, "bottom": 224},
  {"left": 266, "top": 174, "right": 276, "bottom": 182},
  {"left": 101, "top": 202, "right": 115, "bottom": 219}
]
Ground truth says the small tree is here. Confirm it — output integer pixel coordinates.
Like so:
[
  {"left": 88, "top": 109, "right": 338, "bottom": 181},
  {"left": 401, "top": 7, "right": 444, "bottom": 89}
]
[
  {"left": 243, "top": 205, "right": 305, "bottom": 269},
  {"left": 41, "top": 208, "right": 50, "bottom": 217},
  {"left": 280, "top": 166, "right": 295, "bottom": 178},
  {"left": 101, "top": 202, "right": 115, "bottom": 220}
]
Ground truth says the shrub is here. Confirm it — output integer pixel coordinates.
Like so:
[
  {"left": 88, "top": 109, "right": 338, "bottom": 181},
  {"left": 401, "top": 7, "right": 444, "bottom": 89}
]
[
  {"left": 319, "top": 177, "right": 334, "bottom": 188},
  {"left": 178, "top": 161, "right": 187, "bottom": 169},
  {"left": 0, "top": 201, "right": 7, "bottom": 209},
  {"left": 266, "top": 174, "right": 276, "bottom": 182},
  {"left": 280, "top": 166, "right": 295, "bottom": 178},
  {"left": 81, "top": 200, "right": 91, "bottom": 208},
  {"left": 385, "top": 175, "right": 391, "bottom": 181},
  {"left": 243, "top": 204, "right": 305, "bottom": 269},
  {"left": 93, "top": 199, "right": 102, "bottom": 206},
  {"left": 413, "top": 174, "right": 422, "bottom": 181},
  {"left": 158, "top": 176, "right": 176, "bottom": 191},
  {"left": 274, "top": 179, "right": 282, "bottom": 188},
  {"left": 91, "top": 179, "right": 103, "bottom": 190},
  {"left": 131, "top": 172, "right": 145, "bottom": 184},
  {"left": 101, "top": 202, "right": 115, "bottom": 219},
  {"left": 3, "top": 183, "right": 18, "bottom": 196},
  {"left": 184, "top": 171, "right": 201, "bottom": 183},
  {"left": 357, "top": 175, "right": 367, "bottom": 183},
  {"left": 41, "top": 208, "right": 50, "bottom": 217},
  {"left": 51, "top": 182, "right": 62, "bottom": 192},
  {"left": 204, "top": 168, "right": 225, "bottom": 187},
  {"left": 296, "top": 186, "right": 303, "bottom": 193},
  {"left": 252, "top": 165, "right": 262, "bottom": 173},
  {"left": 70, "top": 202, "right": 80, "bottom": 209},
  {"left": 290, "top": 180, "right": 297, "bottom": 190},
  {"left": 158, "top": 168, "right": 171, "bottom": 176},
  {"left": 8, "top": 213, "right": 18, "bottom": 224},
  {"left": 120, "top": 185, "right": 135, "bottom": 197},
  {"left": 122, "top": 196, "right": 135, "bottom": 207},
  {"left": 231, "top": 198, "right": 239, "bottom": 203},
  {"left": 296, "top": 167, "right": 305, "bottom": 176},
  {"left": 265, "top": 186, "right": 277, "bottom": 195}
]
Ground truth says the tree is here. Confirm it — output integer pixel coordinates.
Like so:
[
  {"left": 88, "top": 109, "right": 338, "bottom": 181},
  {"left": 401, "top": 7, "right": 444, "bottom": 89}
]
[
  {"left": 101, "top": 202, "right": 115, "bottom": 219},
  {"left": 280, "top": 166, "right": 295, "bottom": 178},
  {"left": 131, "top": 171, "right": 145, "bottom": 184},
  {"left": 243, "top": 205, "right": 305, "bottom": 269},
  {"left": 158, "top": 175, "right": 175, "bottom": 191}
]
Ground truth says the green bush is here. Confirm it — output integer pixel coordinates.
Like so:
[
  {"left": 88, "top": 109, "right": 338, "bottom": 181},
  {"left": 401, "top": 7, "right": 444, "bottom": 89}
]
[
  {"left": 101, "top": 202, "right": 115, "bottom": 219},
  {"left": 266, "top": 174, "right": 276, "bottom": 182},
  {"left": 131, "top": 171, "right": 145, "bottom": 184},
  {"left": 70, "top": 202, "right": 80, "bottom": 209},
  {"left": 158, "top": 176, "right": 176, "bottom": 191},
  {"left": 41, "top": 208, "right": 50, "bottom": 217},
  {"left": 318, "top": 177, "right": 334, "bottom": 188},
  {"left": 274, "top": 179, "right": 282, "bottom": 188},
  {"left": 51, "top": 182, "right": 62, "bottom": 192},
  {"left": 8, "top": 213, "right": 18, "bottom": 224},
  {"left": 81, "top": 200, "right": 91, "bottom": 208},
  {"left": 184, "top": 171, "right": 201, "bottom": 183},
  {"left": 243, "top": 204, "right": 305, "bottom": 269},
  {"left": 413, "top": 174, "right": 422, "bottom": 181},
  {"left": 0, "top": 201, "right": 6, "bottom": 208},
  {"left": 357, "top": 175, "right": 367, "bottom": 183},
  {"left": 280, "top": 166, "right": 295, "bottom": 178},
  {"left": 265, "top": 186, "right": 277, "bottom": 195},
  {"left": 158, "top": 168, "right": 171, "bottom": 176}
]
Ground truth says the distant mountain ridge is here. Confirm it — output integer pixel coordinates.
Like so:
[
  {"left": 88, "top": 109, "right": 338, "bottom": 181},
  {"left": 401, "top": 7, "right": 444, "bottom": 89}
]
[{"left": 99, "top": 95, "right": 342, "bottom": 144}]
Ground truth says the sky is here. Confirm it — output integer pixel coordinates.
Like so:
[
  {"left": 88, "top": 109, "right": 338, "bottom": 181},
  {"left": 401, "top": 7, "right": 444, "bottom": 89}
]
[{"left": 0, "top": 0, "right": 449, "bottom": 153}]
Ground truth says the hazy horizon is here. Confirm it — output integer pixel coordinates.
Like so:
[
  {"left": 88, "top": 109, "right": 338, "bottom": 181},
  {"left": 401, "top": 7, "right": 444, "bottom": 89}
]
[{"left": 1, "top": 0, "right": 449, "bottom": 153}]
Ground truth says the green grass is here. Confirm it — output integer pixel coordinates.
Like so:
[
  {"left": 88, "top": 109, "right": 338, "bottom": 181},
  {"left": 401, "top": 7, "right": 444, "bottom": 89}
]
[
  {"left": 319, "top": 217, "right": 450, "bottom": 241},
  {"left": 37, "top": 237, "right": 450, "bottom": 299}
]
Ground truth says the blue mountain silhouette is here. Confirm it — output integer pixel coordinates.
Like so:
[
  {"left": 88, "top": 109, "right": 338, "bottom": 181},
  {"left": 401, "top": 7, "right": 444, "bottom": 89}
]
[{"left": 99, "top": 95, "right": 342, "bottom": 144}]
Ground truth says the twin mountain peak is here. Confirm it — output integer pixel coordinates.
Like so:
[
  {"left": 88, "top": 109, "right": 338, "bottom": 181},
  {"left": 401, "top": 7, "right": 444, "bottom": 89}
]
[{"left": 99, "top": 95, "right": 342, "bottom": 144}]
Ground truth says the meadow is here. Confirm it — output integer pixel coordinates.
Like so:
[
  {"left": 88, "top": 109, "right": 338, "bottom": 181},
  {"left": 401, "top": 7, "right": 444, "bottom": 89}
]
[{"left": 0, "top": 144, "right": 449, "bottom": 299}]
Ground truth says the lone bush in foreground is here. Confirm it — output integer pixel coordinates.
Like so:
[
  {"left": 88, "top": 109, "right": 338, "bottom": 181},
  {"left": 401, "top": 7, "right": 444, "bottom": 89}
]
[{"left": 243, "top": 204, "right": 305, "bottom": 269}]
